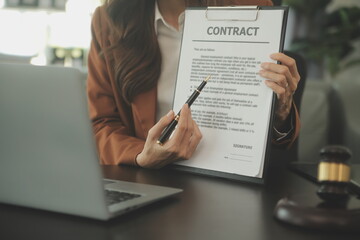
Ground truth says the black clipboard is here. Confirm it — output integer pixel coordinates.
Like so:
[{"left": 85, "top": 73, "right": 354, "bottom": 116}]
[{"left": 170, "top": 6, "right": 289, "bottom": 184}]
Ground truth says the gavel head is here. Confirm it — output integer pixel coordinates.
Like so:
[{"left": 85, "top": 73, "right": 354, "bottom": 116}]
[{"left": 316, "top": 145, "right": 352, "bottom": 203}]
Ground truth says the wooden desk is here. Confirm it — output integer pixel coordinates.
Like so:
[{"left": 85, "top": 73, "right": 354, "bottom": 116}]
[{"left": 0, "top": 150, "right": 359, "bottom": 240}]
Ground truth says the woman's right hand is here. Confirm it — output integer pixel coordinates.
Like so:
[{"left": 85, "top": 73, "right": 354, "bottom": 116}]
[{"left": 135, "top": 104, "right": 202, "bottom": 169}]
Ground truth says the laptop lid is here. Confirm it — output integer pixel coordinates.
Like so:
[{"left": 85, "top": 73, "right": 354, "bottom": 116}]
[{"left": 0, "top": 63, "right": 110, "bottom": 220}]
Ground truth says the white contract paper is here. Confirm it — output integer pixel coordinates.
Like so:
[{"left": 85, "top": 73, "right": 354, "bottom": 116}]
[{"left": 172, "top": 7, "right": 288, "bottom": 179}]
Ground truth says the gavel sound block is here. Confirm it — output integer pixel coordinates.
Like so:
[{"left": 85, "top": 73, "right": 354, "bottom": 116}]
[{"left": 274, "top": 146, "right": 360, "bottom": 231}]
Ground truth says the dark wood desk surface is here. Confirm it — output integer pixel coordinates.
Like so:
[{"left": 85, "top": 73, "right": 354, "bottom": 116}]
[{"left": 0, "top": 150, "right": 359, "bottom": 240}]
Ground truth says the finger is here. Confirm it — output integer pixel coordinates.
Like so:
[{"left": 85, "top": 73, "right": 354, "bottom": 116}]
[
  {"left": 259, "top": 70, "right": 288, "bottom": 89},
  {"left": 260, "top": 62, "right": 295, "bottom": 91},
  {"left": 148, "top": 110, "right": 174, "bottom": 140},
  {"left": 186, "top": 121, "right": 202, "bottom": 158},
  {"left": 181, "top": 119, "right": 199, "bottom": 159},
  {"left": 180, "top": 106, "right": 194, "bottom": 146},
  {"left": 169, "top": 104, "right": 189, "bottom": 144},
  {"left": 261, "top": 62, "right": 293, "bottom": 82},
  {"left": 270, "top": 53, "right": 300, "bottom": 81},
  {"left": 192, "top": 120, "right": 202, "bottom": 140},
  {"left": 264, "top": 80, "right": 286, "bottom": 99},
  {"left": 176, "top": 105, "right": 194, "bottom": 159},
  {"left": 270, "top": 53, "right": 300, "bottom": 93}
]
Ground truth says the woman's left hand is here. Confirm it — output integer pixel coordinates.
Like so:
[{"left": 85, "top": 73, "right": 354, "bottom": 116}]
[{"left": 259, "top": 53, "right": 300, "bottom": 128}]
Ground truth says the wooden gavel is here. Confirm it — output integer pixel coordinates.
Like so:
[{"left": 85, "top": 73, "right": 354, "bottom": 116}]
[{"left": 317, "top": 145, "right": 352, "bottom": 202}]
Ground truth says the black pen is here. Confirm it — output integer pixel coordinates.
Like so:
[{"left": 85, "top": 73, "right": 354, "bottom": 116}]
[{"left": 157, "top": 75, "right": 211, "bottom": 145}]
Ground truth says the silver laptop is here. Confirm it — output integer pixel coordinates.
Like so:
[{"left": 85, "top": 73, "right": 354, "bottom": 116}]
[{"left": 0, "top": 63, "right": 182, "bottom": 220}]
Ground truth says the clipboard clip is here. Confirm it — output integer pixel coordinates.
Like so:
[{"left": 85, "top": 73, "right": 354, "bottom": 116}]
[{"left": 205, "top": 6, "right": 260, "bottom": 22}]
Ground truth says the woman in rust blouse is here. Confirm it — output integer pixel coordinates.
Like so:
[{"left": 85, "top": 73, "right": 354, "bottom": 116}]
[{"left": 87, "top": 0, "right": 301, "bottom": 168}]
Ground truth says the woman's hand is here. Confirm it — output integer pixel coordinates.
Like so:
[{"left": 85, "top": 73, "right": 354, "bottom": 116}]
[
  {"left": 135, "top": 104, "right": 202, "bottom": 168},
  {"left": 259, "top": 53, "right": 300, "bottom": 128}
]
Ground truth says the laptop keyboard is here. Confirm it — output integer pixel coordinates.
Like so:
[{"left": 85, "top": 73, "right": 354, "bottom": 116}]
[{"left": 105, "top": 189, "right": 142, "bottom": 206}]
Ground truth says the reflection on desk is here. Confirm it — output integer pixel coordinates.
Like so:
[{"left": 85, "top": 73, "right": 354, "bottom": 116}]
[{"left": 0, "top": 150, "right": 359, "bottom": 240}]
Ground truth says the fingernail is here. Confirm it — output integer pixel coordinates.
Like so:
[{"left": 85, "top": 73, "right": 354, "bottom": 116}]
[
  {"left": 270, "top": 53, "right": 277, "bottom": 59},
  {"left": 167, "top": 110, "right": 173, "bottom": 117},
  {"left": 261, "top": 63, "right": 267, "bottom": 68}
]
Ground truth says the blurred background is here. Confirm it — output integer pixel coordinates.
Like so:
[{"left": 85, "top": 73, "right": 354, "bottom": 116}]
[
  {"left": 0, "top": 0, "right": 358, "bottom": 76},
  {"left": 283, "top": 0, "right": 360, "bottom": 79},
  {"left": 0, "top": 0, "right": 101, "bottom": 70},
  {"left": 0, "top": 0, "right": 359, "bottom": 163},
  {"left": 280, "top": 0, "right": 360, "bottom": 163}
]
